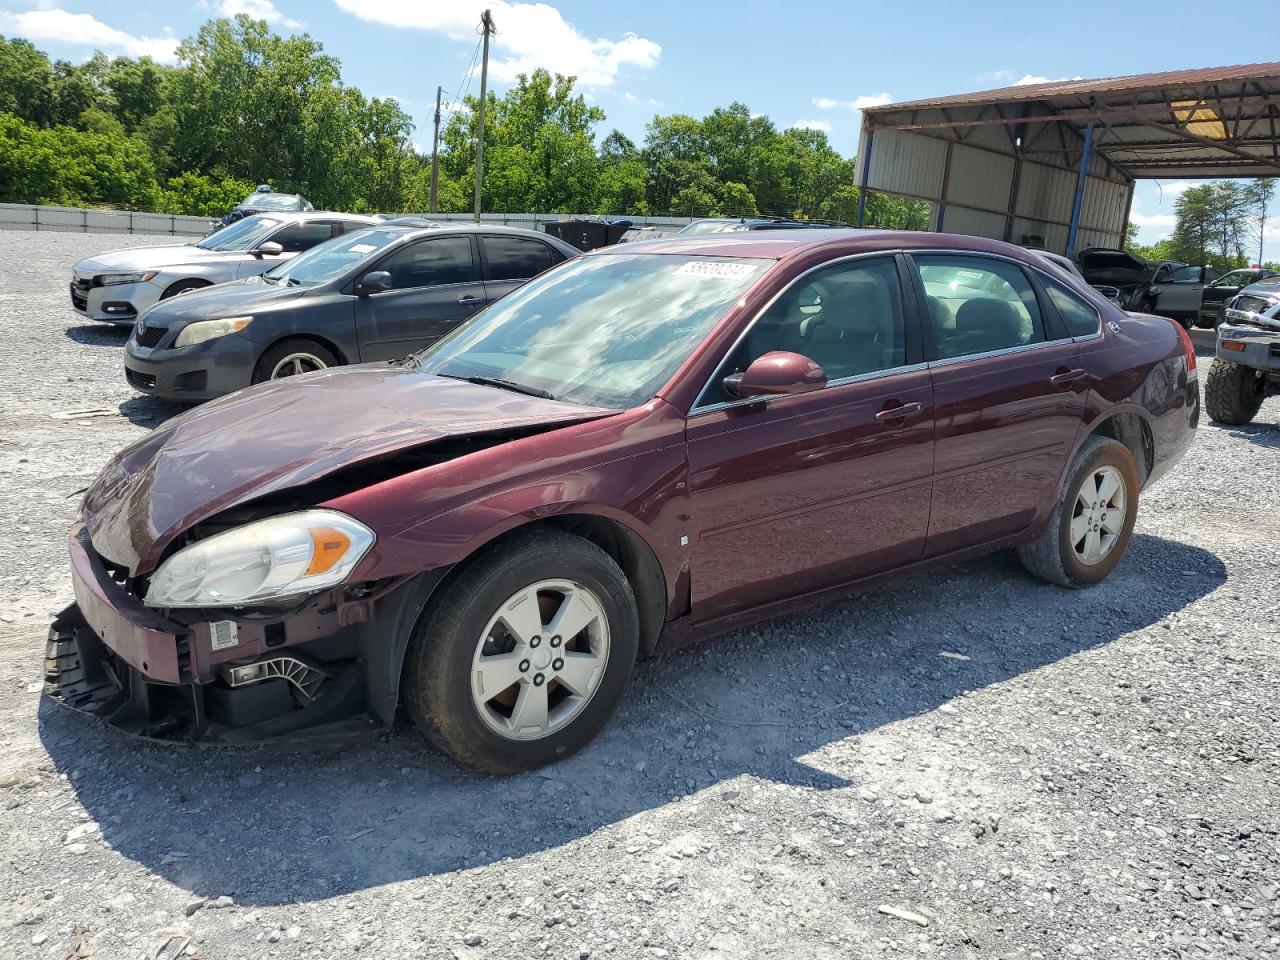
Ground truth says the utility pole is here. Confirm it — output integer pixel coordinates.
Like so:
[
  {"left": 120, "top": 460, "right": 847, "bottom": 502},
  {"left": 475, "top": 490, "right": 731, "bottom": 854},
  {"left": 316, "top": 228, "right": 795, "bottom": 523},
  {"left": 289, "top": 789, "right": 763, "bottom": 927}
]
[
  {"left": 429, "top": 85, "right": 442, "bottom": 214},
  {"left": 473, "top": 9, "right": 494, "bottom": 222}
]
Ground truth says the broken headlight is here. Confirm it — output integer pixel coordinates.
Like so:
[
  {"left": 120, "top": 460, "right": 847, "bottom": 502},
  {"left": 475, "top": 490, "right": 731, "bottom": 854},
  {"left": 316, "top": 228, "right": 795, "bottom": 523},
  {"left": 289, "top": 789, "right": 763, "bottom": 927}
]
[{"left": 144, "top": 510, "right": 375, "bottom": 608}]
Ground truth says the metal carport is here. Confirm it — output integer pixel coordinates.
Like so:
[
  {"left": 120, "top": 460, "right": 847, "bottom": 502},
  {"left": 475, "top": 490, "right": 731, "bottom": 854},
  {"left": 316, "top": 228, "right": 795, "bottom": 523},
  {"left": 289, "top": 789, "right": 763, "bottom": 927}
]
[{"left": 854, "top": 62, "right": 1280, "bottom": 254}]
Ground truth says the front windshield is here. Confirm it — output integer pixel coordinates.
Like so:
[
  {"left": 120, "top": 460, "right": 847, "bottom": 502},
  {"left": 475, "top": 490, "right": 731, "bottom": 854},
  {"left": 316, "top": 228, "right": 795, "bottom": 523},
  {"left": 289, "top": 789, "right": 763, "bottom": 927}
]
[
  {"left": 265, "top": 227, "right": 405, "bottom": 285},
  {"left": 414, "top": 254, "right": 770, "bottom": 409},
  {"left": 196, "top": 215, "right": 282, "bottom": 251},
  {"left": 243, "top": 192, "right": 301, "bottom": 211}
]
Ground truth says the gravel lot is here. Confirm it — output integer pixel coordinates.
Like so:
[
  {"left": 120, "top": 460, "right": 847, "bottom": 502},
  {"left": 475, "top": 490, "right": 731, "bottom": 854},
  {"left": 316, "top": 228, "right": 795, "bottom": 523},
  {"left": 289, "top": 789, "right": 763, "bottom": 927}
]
[{"left": 1, "top": 230, "right": 1278, "bottom": 960}]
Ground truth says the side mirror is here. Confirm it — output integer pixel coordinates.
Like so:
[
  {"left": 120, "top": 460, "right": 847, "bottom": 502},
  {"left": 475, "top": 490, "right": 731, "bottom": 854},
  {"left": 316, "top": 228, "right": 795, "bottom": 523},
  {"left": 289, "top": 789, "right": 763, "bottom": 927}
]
[
  {"left": 255, "top": 241, "right": 284, "bottom": 258},
  {"left": 358, "top": 270, "right": 393, "bottom": 296},
  {"left": 724, "top": 351, "right": 826, "bottom": 399}
]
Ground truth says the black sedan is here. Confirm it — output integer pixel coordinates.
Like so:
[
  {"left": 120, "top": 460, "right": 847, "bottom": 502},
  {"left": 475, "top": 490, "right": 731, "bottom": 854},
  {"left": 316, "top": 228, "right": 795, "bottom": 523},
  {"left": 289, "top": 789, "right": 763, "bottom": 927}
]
[{"left": 124, "top": 224, "right": 579, "bottom": 401}]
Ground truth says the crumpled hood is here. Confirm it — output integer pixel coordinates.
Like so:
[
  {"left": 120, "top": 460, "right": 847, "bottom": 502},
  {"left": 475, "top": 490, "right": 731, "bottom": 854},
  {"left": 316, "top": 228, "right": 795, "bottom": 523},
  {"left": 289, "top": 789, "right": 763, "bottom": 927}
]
[
  {"left": 138, "top": 277, "right": 308, "bottom": 325},
  {"left": 76, "top": 244, "right": 237, "bottom": 274},
  {"left": 84, "top": 365, "right": 614, "bottom": 573}
]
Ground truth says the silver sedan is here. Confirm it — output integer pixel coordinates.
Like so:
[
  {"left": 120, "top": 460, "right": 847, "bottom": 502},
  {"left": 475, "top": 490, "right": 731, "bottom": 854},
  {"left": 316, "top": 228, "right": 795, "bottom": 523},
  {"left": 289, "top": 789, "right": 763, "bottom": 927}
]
[{"left": 69, "top": 212, "right": 379, "bottom": 324}]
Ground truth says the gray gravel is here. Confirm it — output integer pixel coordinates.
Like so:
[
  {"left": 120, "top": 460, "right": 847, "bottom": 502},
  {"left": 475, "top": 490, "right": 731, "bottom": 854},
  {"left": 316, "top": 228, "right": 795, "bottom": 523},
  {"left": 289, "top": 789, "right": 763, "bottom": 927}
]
[{"left": 1, "top": 230, "right": 1278, "bottom": 959}]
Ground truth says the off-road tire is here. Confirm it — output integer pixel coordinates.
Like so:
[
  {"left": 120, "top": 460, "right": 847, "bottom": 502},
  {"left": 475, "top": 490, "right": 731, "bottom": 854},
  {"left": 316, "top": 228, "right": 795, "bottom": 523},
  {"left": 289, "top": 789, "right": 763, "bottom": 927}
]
[
  {"left": 159, "top": 278, "right": 211, "bottom": 300},
  {"left": 1018, "top": 435, "right": 1140, "bottom": 588},
  {"left": 1204, "top": 357, "right": 1265, "bottom": 425},
  {"left": 401, "top": 529, "right": 639, "bottom": 775},
  {"left": 251, "top": 338, "right": 338, "bottom": 384}
]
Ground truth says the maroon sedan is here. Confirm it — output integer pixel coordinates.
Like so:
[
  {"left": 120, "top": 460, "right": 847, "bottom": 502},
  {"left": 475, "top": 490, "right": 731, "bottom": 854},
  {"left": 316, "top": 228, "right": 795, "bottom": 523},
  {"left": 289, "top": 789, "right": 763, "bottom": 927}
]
[{"left": 47, "top": 230, "right": 1198, "bottom": 773}]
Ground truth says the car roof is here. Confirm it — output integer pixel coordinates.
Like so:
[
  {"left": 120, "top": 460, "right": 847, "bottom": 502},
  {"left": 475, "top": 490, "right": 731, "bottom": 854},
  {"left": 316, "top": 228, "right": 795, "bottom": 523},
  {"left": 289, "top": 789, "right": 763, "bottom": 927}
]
[
  {"left": 245, "top": 211, "right": 380, "bottom": 224},
  {"left": 352, "top": 222, "right": 581, "bottom": 254},
  {"left": 587, "top": 228, "right": 1055, "bottom": 263}
]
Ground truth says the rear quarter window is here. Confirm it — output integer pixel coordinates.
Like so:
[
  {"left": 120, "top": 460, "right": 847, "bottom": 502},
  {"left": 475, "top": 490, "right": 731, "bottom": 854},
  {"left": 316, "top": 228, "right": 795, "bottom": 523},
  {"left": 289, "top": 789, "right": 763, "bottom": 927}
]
[{"left": 1044, "top": 280, "right": 1101, "bottom": 337}]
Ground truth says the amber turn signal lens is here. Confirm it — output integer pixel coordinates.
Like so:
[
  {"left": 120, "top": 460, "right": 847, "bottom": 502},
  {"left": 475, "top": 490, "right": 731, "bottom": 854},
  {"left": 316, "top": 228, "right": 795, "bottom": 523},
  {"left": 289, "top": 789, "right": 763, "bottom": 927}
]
[
  {"left": 306, "top": 527, "right": 352, "bottom": 575},
  {"left": 1221, "top": 341, "right": 1246, "bottom": 352}
]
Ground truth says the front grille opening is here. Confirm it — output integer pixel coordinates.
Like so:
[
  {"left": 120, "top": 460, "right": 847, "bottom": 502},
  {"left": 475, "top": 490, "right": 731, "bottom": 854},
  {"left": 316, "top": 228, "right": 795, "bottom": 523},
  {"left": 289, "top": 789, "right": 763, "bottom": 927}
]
[{"left": 134, "top": 326, "right": 167, "bottom": 348}]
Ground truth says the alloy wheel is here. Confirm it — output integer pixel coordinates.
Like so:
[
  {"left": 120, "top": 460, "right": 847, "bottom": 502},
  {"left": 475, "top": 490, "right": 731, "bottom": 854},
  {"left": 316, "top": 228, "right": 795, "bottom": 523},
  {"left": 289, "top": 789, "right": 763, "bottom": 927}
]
[
  {"left": 1070, "top": 465, "right": 1127, "bottom": 565},
  {"left": 470, "top": 579, "right": 610, "bottom": 741},
  {"left": 269, "top": 352, "right": 328, "bottom": 379}
]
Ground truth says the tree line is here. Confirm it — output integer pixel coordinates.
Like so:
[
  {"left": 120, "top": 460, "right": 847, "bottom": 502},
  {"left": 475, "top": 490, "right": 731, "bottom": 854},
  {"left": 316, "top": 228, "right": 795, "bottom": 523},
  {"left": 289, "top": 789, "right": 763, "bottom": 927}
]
[
  {"left": 1127, "top": 180, "right": 1277, "bottom": 271},
  {"left": 0, "top": 14, "right": 927, "bottom": 227}
]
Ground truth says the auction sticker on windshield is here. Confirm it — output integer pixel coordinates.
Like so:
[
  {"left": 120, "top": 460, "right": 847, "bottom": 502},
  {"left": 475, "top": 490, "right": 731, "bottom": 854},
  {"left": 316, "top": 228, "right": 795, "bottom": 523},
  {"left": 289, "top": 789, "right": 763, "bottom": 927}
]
[{"left": 674, "top": 261, "right": 760, "bottom": 280}]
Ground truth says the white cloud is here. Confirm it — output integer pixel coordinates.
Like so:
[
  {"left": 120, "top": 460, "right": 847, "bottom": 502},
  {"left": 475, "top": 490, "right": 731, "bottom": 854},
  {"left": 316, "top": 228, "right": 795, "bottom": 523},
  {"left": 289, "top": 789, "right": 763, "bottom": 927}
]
[
  {"left": 1129, "top": 211, "right": 1176, "bottom": 231},
  {"left": 334, "top": 1, "right": 660, "bottom": 89},
  {"left": 812, "top": 93, "right": 893, "bottom": 111},
  {"left": 622, "top": 90, "right": 660, "bottom": 107},
  {"left": 0, "top": 8, "right": 179, "bottom": 62},
  {"left": 978, "top": 70, "right": 1083, "bottom": 87},
  {"left": 791, "top": 118, "right": 831, "bottom": 133},
  {"left": 207, "top": 0, "right": 303, "bottom": 29}
]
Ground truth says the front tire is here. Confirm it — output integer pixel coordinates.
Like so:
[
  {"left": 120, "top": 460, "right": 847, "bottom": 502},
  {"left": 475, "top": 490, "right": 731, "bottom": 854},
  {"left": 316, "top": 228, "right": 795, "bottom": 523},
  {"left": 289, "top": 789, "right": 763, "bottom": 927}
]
[
  {"left": 401, "top": 529, "right": 639, "bottom": 775},
  {"left": 1018, "top": 435, "right": 1140, "bottom": 588},
  {"left": 1204, "top": 358, "right": 1265, "bottom": 425},
  {"left": 160, "top": 278, "right": 211, "bottom": 300},
  {"left": 252, "top": 338, "right": 337, "bottom": 384}
]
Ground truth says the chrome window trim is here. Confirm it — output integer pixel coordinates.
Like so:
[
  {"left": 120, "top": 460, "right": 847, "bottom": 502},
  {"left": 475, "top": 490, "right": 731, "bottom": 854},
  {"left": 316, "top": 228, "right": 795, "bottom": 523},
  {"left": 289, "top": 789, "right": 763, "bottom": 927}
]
[
  {"left": 691, "top": 361, "right": 931, "bottom": 416},
  {"left": 927, "top": 336, "right": 1076, "bottom": 369},
  {"left": 688, "top": 250, "right": 909, "bottom": 415}
]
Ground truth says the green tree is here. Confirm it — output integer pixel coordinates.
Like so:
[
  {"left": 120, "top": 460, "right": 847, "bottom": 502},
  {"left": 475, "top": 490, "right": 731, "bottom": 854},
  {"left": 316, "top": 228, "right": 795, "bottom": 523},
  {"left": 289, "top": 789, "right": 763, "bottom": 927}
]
[
  {"left": 157, "top": 171, "right": 257, "bottom": 216},
  {"left": 0, "top": 37, "right": 53, "bottom": 123}
]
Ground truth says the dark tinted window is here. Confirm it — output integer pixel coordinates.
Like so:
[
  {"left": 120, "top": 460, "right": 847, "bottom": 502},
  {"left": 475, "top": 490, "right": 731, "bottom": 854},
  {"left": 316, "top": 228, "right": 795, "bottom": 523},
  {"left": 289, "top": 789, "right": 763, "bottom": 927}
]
[
  {"left": 482, "top": 236, "right": 556, "bottom": 281},
  {"left": 335, "top": 220, "right": 372, "bottom": 236},
  {"left": 378, "top": 236, "right": 476, "bottom": 289},
  {"left": 704, "top": 257, "right": 905, "bottom": 405},
  {"left": 271, "top": 221, "right": 336, "bottom": 253},
  {"left": 917, "top": 255, "right": 1045, "bottom": 359},
  {"left": 1171, "top": 265, "right": 1203, "bottom": 282},
  {"left": 1044, "top": 280, "right": 1100, "bottom": 337}
]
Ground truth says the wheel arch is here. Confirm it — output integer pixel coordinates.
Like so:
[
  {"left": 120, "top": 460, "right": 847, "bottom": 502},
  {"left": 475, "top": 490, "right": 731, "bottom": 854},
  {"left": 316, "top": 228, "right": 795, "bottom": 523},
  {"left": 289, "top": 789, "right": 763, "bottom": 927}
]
[
  {"left": 1087, "top": 409, "right": 1154, "bottom": 488},
  {"left": 256, "top": 331, "right": 351, "bottom": 371},
  {"left": 160, "top": 276, "right": 213, "bottom": 299},
  {"left": 365, "top": 508, "right": 671, "bottom": 727}
]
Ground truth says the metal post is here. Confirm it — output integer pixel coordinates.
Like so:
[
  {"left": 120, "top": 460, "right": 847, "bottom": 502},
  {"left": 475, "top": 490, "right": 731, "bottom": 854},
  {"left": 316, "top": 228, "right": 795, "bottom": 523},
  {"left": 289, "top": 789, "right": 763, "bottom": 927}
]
[
  {"left": 429, "top": 85, "right": 442, "bottom": 214},
  {"left": 856, "top": 128, "right": 874, "bottom": 227},
  {"left": 937, "top": 140, "right": 953, "bottom": 233},
  {"left": 1066, "top": 120, "right": 1095, "bottom": 255},
  {"left": 473, "top": 9, "right": 493, "bottom": 222}
]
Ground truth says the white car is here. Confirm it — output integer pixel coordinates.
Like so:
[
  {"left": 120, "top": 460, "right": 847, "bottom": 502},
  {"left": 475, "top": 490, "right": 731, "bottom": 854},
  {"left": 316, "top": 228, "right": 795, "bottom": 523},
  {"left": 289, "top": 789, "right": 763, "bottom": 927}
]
[{"left": 69, "top": 212, "right": 378, "bottom": 324}]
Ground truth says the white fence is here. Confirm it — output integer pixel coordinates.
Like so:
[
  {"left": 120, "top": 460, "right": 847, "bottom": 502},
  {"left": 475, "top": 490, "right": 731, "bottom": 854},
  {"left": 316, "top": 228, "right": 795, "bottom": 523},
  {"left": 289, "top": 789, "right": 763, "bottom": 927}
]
[
  {"left": 0, "top": 203, "right": 211, "bottom": 236},
  {"left": 0, "top": 203, "right": 697, "bottom": 237}
]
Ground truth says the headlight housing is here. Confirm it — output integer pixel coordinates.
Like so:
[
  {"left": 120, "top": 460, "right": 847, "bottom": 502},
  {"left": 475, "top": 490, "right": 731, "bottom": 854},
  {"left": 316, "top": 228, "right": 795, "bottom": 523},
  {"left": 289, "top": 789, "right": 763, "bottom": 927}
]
[
  {"left": 144, "top": 509, "right": 375, "bottom": 608},
  {"left": 98, "top": 271, "right": 157, "bottom": 286},
  {"left": 173, "top": 316, "right": 253, "bottom": 348}
]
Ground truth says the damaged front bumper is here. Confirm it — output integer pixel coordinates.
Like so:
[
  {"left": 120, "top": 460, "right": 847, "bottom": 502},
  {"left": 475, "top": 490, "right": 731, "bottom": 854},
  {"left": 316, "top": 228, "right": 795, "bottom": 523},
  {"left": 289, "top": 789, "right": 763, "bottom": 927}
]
[{"left": 44, "top": 525, "right": 421, "bottom": 746}]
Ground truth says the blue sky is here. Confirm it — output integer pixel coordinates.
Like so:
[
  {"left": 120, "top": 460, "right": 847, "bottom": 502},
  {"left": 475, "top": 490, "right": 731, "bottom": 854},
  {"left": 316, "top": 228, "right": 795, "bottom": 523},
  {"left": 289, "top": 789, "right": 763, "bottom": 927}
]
[{"left": 0, "top": 0, "right": 1271, "bottom": 247}]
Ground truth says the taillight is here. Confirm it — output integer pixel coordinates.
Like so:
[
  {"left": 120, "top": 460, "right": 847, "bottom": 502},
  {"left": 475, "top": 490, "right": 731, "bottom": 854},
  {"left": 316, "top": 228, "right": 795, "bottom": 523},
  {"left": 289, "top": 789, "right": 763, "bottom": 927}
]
[{"left": 1171, "top": 320, "right": 1197, "bottom": 376}]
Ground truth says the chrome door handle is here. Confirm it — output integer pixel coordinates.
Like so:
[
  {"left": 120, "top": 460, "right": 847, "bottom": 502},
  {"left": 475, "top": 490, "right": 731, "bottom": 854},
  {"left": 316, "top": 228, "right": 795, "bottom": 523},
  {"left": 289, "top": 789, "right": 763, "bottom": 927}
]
[
  {"left": 1050, "top": 368, "right": 1087, "bottom": 387},
  {"left": 875, "top": 401, "right": 924, "bottom": 422},
  {"left": 457, "top": 295, "right": 482, "bottom": 304}
]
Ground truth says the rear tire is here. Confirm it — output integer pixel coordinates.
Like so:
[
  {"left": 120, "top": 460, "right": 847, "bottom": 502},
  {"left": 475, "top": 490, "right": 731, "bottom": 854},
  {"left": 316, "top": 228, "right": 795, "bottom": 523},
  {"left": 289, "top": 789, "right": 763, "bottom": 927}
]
[
  {"left": 401, "top": 529, "right": 639, "bottom": 775},
  {"left": 1018, "top": 435, "right": 1140, "bottom": 588},
  {"left": 1204, "top": 358, "right": 1265, "bottom": 425},
  {"left": 252, "top": 338, "right": 337, "bottom": 384}
]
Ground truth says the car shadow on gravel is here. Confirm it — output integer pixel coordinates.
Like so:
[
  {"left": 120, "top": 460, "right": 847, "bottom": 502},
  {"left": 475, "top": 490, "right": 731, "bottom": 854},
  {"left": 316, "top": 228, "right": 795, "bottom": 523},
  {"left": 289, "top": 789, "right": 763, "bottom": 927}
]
[
  {"left": 37, "top": 532, "right": 1225, "bottom": 906},
  {"left": 117, "top": 396, "right": 190, "bottom": 428},
  {"left": 64, "top": 323, "right": 131, "bottom": 347}
]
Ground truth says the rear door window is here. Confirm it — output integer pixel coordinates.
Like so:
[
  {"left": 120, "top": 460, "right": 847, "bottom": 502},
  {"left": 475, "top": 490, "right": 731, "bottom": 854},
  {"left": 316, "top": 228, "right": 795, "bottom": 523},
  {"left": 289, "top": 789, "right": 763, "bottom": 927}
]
[
  {"left": 271, "top": 221, "right": 338, "bottom": 252},
  {"left": 481, "top": 236, "right": 557, "bottom": 281},
  {"left": 915, "top": 255, "right": 1046, "bottom": 359}
]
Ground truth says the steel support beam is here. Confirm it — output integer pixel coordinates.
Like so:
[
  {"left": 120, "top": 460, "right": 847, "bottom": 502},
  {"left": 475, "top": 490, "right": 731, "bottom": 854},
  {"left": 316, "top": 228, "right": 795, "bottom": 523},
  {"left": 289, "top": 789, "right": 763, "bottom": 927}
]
[
  {"left": 1066, "top": 120, "right": 1095, "bottom": 255},
  {"left": 856, "top": 129, "right": 874, "bottom": 227}
]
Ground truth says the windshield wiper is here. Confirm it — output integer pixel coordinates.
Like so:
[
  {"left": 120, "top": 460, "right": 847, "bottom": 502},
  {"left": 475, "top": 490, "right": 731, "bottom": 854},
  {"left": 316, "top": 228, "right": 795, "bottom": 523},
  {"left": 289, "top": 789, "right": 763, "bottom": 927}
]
[
  {"left": 440, "top": 374, "right": 554, "bottom": 400},
  {"left": 286, "top": 277, "right": 302, "bottom": 286}
]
